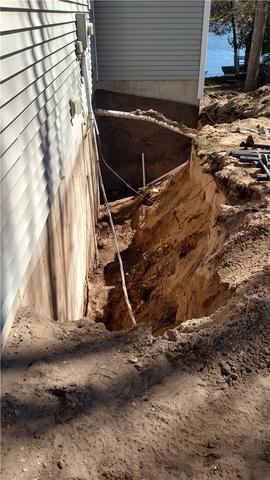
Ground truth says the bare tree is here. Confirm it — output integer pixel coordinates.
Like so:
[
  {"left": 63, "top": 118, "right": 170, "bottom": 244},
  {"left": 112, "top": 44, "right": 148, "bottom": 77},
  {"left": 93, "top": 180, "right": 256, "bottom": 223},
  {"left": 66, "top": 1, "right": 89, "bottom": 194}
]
[{"left": 244, "top": 0, "right": 269, "bottom": 91}]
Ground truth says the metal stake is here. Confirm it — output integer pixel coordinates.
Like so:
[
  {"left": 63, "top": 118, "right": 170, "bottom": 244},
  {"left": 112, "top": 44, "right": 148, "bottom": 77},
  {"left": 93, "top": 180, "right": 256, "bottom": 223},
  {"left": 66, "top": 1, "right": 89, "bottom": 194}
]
[{"left": 142, "top": 152, "right": 146, "bottom": 188}]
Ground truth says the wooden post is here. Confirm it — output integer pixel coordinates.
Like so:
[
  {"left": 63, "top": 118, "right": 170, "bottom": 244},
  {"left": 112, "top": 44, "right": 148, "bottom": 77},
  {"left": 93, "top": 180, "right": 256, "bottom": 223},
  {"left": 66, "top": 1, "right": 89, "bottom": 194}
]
[{"left": 244, "top": 0, "right": 269, "bottom": 91}]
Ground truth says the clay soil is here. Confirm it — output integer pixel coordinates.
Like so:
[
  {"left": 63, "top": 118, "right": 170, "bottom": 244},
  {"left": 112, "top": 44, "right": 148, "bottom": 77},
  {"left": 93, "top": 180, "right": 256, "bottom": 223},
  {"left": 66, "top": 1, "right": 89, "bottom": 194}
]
[{"left": 1, "top": 90, "right": 270, "bottom": 480}]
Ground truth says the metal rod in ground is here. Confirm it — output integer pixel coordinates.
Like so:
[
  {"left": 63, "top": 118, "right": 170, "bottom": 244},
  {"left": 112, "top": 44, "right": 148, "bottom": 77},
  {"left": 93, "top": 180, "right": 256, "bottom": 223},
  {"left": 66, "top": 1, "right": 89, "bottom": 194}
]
[
  {"left": 93, "top": 126, "right": 136, "bottom": 327},
  {"left": 142, "top": 152, "right": 146, "bottom": 188}
]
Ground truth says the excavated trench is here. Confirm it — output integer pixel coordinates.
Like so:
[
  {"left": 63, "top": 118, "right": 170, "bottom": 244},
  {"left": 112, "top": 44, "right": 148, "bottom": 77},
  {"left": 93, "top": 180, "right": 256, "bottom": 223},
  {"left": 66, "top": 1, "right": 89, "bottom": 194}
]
[
  {"left": 88, "top": 145, "right": 235, "bottom": 335},
  {"left": 90, "top": 91, "right": 269, "bottom": 336},
  {"left": 3, "top": 93, "right": 270, "bottom": 480},
  {"left": 94, "top": 90, "right": 198, "bottom": 200}
]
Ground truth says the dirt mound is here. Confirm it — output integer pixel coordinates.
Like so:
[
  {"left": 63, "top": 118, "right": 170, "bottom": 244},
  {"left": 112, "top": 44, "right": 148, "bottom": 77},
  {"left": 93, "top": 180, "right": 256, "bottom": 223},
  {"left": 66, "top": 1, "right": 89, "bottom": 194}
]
[
  {"left": 100, "top": 117, "right": 270, "bottom": 340},
  {"left": 2, "top": 106, "right": 270, "bottom": 480},
  {"left": 200, "top": 85, "right": 270, "bottom": 125}
]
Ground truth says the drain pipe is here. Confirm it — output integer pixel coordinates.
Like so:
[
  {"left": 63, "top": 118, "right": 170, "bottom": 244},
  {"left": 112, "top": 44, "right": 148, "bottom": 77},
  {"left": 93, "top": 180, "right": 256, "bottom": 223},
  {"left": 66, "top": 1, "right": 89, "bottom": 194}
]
[{"left": 95, "top": 109, "right": 198, "bottom": 139}]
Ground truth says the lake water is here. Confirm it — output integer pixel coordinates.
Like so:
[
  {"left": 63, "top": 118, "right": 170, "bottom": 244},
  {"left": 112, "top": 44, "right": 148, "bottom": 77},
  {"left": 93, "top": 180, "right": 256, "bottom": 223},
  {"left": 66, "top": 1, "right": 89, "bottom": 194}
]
[{"left": 206, "top": 32, "right": 245, "bottom": 77}]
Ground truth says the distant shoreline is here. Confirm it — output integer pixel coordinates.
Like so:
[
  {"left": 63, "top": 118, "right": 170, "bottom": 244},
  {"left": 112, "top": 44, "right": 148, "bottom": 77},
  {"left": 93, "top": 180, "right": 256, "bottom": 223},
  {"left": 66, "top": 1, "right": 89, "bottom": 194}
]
[{"left": 206, "top": 32, "right": 245, "bottom": 78}]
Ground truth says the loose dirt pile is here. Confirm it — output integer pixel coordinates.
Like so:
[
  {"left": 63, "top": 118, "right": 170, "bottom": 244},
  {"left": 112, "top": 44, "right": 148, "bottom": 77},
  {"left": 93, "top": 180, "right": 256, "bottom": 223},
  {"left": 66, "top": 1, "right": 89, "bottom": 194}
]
[
  {"left": 2, "top": 99, "right": 270, "bottom": 480},
  {"left": 200, "top": 85, "right": 270, "bottom": 125}
]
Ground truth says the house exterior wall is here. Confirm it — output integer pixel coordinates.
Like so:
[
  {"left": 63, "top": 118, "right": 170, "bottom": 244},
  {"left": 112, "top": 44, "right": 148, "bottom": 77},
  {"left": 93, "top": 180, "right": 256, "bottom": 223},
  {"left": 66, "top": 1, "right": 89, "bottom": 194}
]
[
  {"left": 94, "top": 0, "right": 209, "bottom": 104},
  {"left": 1, "top": 0, "right": 99, "bottom": 346}
]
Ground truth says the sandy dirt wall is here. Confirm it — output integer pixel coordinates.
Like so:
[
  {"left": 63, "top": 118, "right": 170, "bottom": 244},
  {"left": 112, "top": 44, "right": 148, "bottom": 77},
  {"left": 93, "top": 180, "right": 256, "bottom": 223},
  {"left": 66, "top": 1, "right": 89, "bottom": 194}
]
[
  {"left": 1, "top": 128, "right": 99, "bottom": 348},
  {"left": 100, "top": 150, "right": 230, "bottom": 333},
  {"left": 97, "top": 116, "right": 270, "bottom": 335}
]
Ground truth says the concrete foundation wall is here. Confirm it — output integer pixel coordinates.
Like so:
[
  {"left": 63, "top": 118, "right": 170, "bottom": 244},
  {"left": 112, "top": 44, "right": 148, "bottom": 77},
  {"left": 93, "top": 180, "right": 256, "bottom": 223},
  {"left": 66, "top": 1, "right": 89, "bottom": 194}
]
[
  {"left": 96, "top": 80, "right": 199, "bottom": 106},
  {"left": 1, "top": 129, "right": 99, "bottom": 348}
]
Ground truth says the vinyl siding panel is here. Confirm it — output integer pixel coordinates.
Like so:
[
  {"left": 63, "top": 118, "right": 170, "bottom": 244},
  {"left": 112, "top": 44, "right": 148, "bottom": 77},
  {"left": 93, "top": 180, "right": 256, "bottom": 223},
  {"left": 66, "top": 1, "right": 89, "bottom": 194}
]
[
  {"left": 1, "top": 0, "right": 91, "bottom": 328},
  {"left": 1, "top": 31, "right": 77, "bottom": 81},
  {"left": 94, "top": 0, "right": 205, "bottom": 80},
  {"left": 0, "top": 23, "right": 77, "bottom": 57},
  {"left": 1, "top": 44, "right": 76, "bottom": 120}
]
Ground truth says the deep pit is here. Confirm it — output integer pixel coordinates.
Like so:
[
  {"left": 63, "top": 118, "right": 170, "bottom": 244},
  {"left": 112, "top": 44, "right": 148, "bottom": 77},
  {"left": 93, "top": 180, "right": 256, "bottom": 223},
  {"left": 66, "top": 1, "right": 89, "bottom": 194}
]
[
  {"left": 88, "top": 148, "right": 235, "bottom": 335},
  {"left": 90, "top": 96, "right": 270, "bottom": 336},
  {"left": 94, "top": 90, "right": 198, "bottom": 200},
  {"left": 91, "top": 90, "right": 224, "bottom": 333}
]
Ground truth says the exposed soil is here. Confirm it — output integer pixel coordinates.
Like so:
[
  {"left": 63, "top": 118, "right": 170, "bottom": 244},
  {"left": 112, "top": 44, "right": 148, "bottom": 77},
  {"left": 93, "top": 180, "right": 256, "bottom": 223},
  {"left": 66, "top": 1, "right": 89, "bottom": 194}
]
[
  {"left": 2, "top": 96, "right": 270, "bottom": 480},
  {"left": 100, "top": 116, "right": 270, "bottom": 336},
  {"left": 200, "top": 85, "right": 270, "bottom": 125}
]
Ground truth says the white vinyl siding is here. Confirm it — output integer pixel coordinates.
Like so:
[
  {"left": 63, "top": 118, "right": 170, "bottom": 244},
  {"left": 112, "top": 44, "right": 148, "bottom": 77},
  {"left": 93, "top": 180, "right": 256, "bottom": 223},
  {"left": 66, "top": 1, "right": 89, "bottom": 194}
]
[
  {"left": 1, "top": 0, "right": 91, "bottom": 328},
  {"left": 94, "top": 0, "right": 205, "bottom": 80}
]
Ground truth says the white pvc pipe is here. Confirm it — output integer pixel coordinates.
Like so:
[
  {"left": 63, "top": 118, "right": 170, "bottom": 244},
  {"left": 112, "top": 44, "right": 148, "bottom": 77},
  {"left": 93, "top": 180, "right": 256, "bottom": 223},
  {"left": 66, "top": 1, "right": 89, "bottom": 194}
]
[{"left": 95, "top": 109, "right": 197, "bottom": 139}]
